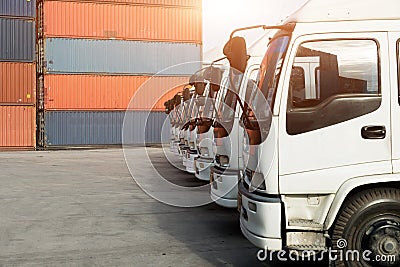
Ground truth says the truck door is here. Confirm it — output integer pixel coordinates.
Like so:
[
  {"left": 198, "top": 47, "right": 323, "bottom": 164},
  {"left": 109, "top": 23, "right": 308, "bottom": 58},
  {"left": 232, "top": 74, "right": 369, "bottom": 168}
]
[
  {"left": 278, "top": 32, "right": 392, "bottom": 194},
  {"left": 389, "top": 32, "right": 400, "bottom": 172}
]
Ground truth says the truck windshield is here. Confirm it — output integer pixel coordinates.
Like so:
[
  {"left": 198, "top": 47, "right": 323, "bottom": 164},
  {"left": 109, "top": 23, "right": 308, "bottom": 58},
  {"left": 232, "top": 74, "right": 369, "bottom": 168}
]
[
  {"left": 196, "top": 65, "right": 228, "bottom": 133},
  {"left": 182, "top": 92, "right": 194, "bottom": 127},
  {"left": 242, "top": 34, "right": 290, "bottom": 144},
  {"left": 214, "top": 69, "right": 243, "bottom": 135},
  {"left": 189, "top": 79, "right": 211, "bottom": 130}
]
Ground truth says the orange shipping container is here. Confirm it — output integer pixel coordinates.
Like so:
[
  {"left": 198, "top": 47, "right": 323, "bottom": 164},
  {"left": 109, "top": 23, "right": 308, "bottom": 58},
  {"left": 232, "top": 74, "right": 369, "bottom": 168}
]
[
  {"left": 44, "top": 75, "right": 188, "bottom": 111},
  {"left": 43, "top": 1, "right": 202, "bottom": 43},
  {"left": 0, "top": 105, "right": 36, "bottom": 148},
  {"left": 0, "top": 62, "right": 36, "bottom": 104}
]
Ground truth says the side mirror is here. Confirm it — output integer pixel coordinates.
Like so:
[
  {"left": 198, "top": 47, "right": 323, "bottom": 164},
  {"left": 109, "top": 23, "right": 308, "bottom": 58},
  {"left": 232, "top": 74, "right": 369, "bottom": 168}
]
[
  {"left": 189, "top": 70, "right": 206, "bottom": 96},
  {"left": 223, "top": 36, "right": 247, "bottom": 73},
  {"left": 183, "top": 87, "right": 191, "bottom": 101},
  {"left": 194, "top": 82, "right": 205, "bottom": 96},
  {"left": 173, "top": 94, "right": 181, "bottom": 106},
  {"left": 210, "top": 66, "right": 223, "bottom": 92},
  {"left": 164, "top": 100, "right": 170, "bottom": 114}
]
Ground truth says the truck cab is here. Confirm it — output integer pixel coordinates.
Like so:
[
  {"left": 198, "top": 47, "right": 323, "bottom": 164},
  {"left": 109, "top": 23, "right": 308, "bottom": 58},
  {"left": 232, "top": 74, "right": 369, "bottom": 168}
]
[
  {"left": 179, "top": 85, "right": 196, "bottom": 168},
  {"left": 169, "top": 93, "right": 183, "bottom": 156},
  {"left": 184, "top": 67, "right": 213, "bottom": 173},
  {"left": 231, "top": 1, "right": 400, "bottom": 266},
  {"left": 210, "top": 35, "right": 267, "bottom": 208},
  {"left": 165, "top": 98, "right": 177, "bottom": 153},
  {"left": 194, "top": 64, "right": 229, "bottom": 181}
]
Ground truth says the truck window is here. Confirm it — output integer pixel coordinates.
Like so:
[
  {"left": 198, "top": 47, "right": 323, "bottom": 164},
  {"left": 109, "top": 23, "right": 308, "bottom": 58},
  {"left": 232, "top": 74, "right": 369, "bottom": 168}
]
[{"left": 287, "top": 39, "right": 381, "bottom": 135}]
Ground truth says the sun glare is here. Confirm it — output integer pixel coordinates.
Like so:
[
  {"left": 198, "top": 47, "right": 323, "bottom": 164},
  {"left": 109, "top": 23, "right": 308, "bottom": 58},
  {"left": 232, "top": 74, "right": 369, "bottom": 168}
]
[{"left": 202, "top": 0, "right": 309, "bottom": 58}]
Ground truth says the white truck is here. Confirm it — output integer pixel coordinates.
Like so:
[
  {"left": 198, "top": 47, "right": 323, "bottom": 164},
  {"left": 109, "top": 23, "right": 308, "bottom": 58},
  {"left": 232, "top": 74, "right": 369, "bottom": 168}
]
[
  {"left": 184, "top": 67, "right": 214, "bottom": 173},
  {"left": 210, "top": 50, "right": 265, "bottom": 207},
  {"left": 165, "top": 97, "right": 177, "bottom": 153},
  {"left": 194, "top": 64, "right": 229, "bottom": 181},
  {"left": 223, "top": 0, "right": 400, "bottom": 266},
  {"left": 177, "top": 85, "right": 194, "bottom": 166},
  {"left": 168, "top": 93, "right": 183, "bottom": 156}
]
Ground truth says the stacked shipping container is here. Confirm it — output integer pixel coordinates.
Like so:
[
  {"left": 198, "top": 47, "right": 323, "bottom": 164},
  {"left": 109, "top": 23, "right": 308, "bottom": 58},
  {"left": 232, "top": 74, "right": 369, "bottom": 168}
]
[
  {"left": 0, "top": 0, "right": 37, "bottom": 148},
  {"left": 38, "top": 0, "right": 202, "bottom": 147}
]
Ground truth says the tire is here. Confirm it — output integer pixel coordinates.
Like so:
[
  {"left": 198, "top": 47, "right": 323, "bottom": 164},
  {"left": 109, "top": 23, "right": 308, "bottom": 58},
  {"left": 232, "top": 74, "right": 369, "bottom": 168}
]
[{"left": 332, "top": 188, "right": 400, "bottom": 267}]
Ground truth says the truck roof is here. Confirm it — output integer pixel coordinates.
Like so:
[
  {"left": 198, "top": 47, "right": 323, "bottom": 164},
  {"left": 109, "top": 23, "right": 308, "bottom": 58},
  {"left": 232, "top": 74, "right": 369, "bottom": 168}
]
[{"left": 285, "top": 0, "right": 400, "bottom": 23}]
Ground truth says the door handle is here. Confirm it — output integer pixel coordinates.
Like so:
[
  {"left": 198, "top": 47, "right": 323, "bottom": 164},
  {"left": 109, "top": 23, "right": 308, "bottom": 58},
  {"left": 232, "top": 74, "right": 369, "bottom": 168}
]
[{"left": 361, "top": 126, "right": 386, "bottom": 139}]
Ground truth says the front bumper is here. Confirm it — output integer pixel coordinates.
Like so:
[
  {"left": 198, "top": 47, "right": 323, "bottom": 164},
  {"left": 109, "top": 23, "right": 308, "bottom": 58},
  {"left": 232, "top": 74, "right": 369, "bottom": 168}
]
[
  {"left": 210, "top": 166, "right": 239, "bottom": 208},
  {"left": 171, "top": 141, "right": 180, "bottom": 155},
  {"left": 238, "top": 181, "right": 282, "bottom": 250},
  {"left": 194, "top": 156, "right": 213, "bottom": 181},
  {"left": 240, "top": 220, "right": 282, "bottom": 251}
]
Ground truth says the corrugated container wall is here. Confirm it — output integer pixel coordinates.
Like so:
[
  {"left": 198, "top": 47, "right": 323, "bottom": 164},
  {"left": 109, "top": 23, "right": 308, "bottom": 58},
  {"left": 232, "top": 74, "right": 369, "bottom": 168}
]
[
  {"left": 45, "top": 111, "right": 169, "bottom": 146},
  {"left": 44, "top": 38, "right": 201, "bottom": 75},
  {"left": 0, "top": 1, "right": 37, "bottom": 149},
  {"left": 44, "top": 0, "right": 200, "bottom": 8},
  {"left": 0, "top": 62, "right": 36, "bottom": 104},
  {"left": 37, "top": 0, "right": 202, "bottom": 147},
  {"left": 43, "top": 1, "right": 202, "bottom": 43},
  {"left": 0, "top": 18, "right": 35, "bottom": 62},
  {"left": 0, "top": 105, "right": 36, "bottom": 148},
  {"left": 45, "top": 75, "right": 187, "bottom": 111},
  {"left": 0, "top": 0, "right": 36, "bottom": 17}
]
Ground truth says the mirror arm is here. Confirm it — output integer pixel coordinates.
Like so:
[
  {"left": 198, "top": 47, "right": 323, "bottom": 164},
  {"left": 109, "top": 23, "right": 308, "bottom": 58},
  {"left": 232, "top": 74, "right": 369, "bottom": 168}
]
[
  {"left": 229, "top": 24, "right": 295, "bottom": 39},
  {"left": 210, "top": 56, "right": 227, "bottom": 66}
]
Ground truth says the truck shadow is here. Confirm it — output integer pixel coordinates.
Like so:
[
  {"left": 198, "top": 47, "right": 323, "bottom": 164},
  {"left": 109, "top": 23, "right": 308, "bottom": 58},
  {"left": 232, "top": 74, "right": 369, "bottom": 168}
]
[{"left": 146, "top": 149, "right": 328, "bottom": 267}]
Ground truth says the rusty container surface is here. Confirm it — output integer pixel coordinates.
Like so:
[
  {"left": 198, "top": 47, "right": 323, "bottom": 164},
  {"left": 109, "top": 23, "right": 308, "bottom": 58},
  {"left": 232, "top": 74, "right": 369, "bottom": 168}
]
[
  {"left": 43, "top": 1, "right": 202, "bottom": 43},
  {"left": 0, "top": 62, "right": 36, "bottom": 104},
  {"left": 0, "top": 105, "right": 36, "bottom": 148},
  {"left": 44, "top": 75, "right": 187, "bottom": 111},
  {"left": 44, "top": 0, "right": 201, "bottom": 8}
]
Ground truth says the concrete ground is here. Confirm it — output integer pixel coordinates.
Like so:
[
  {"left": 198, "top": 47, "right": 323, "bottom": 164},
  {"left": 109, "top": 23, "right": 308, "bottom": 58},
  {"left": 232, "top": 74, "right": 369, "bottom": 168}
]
[{"left": 0, "top": 147, "right": 326, "bottom": 267}]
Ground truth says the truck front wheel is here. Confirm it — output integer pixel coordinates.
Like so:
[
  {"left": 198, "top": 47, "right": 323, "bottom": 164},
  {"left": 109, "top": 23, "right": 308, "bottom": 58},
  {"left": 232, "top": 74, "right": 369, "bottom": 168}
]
[{"left": 332, "top": 188, "right": 400, "bottom": 267}]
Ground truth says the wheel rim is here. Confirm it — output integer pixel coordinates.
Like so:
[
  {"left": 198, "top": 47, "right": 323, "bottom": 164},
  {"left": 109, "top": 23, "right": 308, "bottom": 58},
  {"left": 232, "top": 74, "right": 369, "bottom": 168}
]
[{"left": 358, "top": 215, "right": 400, "bottom": 267}]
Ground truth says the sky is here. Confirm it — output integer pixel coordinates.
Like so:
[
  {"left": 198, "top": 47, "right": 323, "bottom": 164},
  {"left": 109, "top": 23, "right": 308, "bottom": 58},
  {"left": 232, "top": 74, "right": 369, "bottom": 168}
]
[{"left": 202, "top": 0, "right": 308, "bottom": 61}]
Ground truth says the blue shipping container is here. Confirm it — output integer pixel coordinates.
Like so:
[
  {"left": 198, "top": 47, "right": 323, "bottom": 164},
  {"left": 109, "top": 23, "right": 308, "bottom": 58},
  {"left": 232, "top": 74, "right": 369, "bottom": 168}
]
[
  {"left": 44, "top": 38, "right": 202, "bottom": 76},
  {"left": 45, "top": 111, "right": 171, "bottom": 146},
  {"left": 0, "top": 0, "right": 36, "bottom": 18},
  {"left": 0, "top": 18, "right": 35, "bottom": 62}
]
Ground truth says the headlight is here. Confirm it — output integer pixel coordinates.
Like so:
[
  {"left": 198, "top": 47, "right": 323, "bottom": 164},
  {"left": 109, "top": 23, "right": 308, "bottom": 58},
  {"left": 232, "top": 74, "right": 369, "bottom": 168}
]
[
  {"left": 251, "top": 171, "right": 266, "bottom": 191},
  {"left": 245, "top": 169, "right": 266, "bottom": 192},
  {"left": 200, "top": 147, "right": 209, "bottom": 157},
  {"left": 217, "top": 155, "right": 229, "bottom": 167},
  {"left": 189, "top": 142, "right": 195, "bottom": 150}
]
